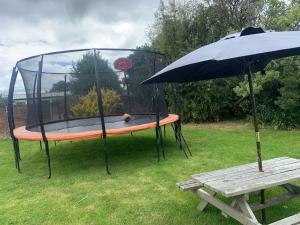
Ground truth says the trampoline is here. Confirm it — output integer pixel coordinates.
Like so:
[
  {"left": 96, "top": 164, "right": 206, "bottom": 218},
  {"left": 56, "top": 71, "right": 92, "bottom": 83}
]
[
  {"left": 7, "top": 48, "right": 190, "bottom": 178},
  {"left": 13, "top": 114, "right": 179, "bottom": 141}
]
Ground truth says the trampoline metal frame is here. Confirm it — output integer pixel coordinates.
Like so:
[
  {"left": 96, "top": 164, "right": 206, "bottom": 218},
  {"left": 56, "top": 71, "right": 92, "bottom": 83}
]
[
  {"left": 93, "top": 49, "right": 110, "bottom": 175},
  {"left": 7, "top": 48, "right": 190, "bottom": 178},
  {"left": 7, "top": 66, "right": 21, "bottom": 172},
  {"left": 37, "top": 56, "right": 52, "bottom": 178}
]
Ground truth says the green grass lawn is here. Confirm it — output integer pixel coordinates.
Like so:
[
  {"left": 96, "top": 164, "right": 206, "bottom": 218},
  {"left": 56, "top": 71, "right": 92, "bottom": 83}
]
[{"left": 1, "top": 122, "right": 300, "bottom": 225}]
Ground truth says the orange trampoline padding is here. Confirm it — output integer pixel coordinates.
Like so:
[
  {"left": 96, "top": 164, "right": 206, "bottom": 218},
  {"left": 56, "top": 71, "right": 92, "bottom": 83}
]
[{"left": 13, "top": 114, "right": 179, "bottom": 141}]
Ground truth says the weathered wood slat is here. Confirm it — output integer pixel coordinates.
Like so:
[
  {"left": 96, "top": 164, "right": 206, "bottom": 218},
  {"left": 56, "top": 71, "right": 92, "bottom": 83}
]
[
  {"left": 191, "top": 157, "right": 300, "bottom": 197},
  {"left": 216, "top": 166, "right": 300, "bottom": 193},
  {"left": 192, "top": 157, "right": 290, "bottom": 180},
  {"left": 195, "top": 160, "right": 300, "bottom": 185},
  {"left": 208, "top": 161, "right": 300, "bottom": 189},
  {"left": 220, "top": 169, "right": 300, "bottom": 197},
  {"left": 176, "top": 180, "right": 202, "bottom": 191},
  {"left": 269, "top": 213, "right": 300, "bottom": 225}
]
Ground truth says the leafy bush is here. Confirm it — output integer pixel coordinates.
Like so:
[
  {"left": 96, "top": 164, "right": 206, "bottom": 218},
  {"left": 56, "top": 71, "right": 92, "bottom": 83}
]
[
  {"left": 233, "top": 57, "right": 300, "bottom": 129},
  {"left": 274, "top": 57, "right": 300, "bottom": 129},
  {"left": 173, "top": 79, "right": 239, "bottom": 122},
  {"left": 70, "top": 86, "right": 122, "bottom": 117}
]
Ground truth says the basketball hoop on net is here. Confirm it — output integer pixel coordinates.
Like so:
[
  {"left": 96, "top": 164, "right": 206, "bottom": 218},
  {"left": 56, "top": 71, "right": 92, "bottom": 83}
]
[{"left": 114, "top": 57, "right": 133, "bottom": 71}]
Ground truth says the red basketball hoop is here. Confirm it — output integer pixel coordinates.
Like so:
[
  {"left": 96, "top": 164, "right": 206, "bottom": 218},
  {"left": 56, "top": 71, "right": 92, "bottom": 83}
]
[{"left": 114, "top": 57, "right": 133, "bottom": 71}]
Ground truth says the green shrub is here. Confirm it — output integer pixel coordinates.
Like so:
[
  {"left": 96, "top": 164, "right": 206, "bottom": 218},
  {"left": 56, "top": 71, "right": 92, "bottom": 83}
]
[{"left": 71, "top": 86, "right": 122, "bottom": 117}]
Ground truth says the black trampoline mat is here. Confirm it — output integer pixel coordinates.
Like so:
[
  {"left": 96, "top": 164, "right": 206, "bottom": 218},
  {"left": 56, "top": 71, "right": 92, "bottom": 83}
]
[{"left": 29, "top": 114, "right": 166, "bottom": 133}]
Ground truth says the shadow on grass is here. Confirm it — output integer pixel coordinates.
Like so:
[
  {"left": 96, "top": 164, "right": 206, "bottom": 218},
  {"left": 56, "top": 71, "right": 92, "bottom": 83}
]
[{"left": 17, "top": 129, "right": 182, "bottom": 178}]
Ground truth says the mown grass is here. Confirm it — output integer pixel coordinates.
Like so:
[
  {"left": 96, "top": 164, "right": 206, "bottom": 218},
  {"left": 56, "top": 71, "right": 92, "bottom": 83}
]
[{"left": 1, "top": 122, "right": 300, "bottom": 225}]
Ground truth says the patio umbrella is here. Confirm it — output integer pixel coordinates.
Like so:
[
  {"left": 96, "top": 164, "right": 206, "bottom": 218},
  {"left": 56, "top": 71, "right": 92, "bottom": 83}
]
[
  {"left": 143, "top": 27, "right": 300, "bottom": 222},
  {"left": 143, "top": 27, "right": 300, "bottom": 172}
]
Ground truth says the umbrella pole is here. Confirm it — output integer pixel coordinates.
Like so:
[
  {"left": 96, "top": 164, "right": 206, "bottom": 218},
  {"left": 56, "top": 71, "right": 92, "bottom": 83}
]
[
  {"left": 247, "top": 67, "right": 263, "bottom": 171},
  {"left": 247, "top": 66, "right": 266, "bottom": 223}
]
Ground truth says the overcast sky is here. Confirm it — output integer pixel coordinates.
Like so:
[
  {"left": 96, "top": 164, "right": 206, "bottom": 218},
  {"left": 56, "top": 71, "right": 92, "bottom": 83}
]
[{"left": 0, "top": 0, "right": 161, "bottom": 93}]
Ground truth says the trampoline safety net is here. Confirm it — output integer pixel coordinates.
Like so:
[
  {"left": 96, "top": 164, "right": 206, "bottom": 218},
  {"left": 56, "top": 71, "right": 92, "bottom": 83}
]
[{"left": 16, "top": 49, "right": 169, "bottom": 132}]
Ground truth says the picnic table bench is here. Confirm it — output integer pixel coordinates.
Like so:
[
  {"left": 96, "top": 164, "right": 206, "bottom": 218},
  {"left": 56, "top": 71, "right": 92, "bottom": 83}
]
[{"left": 177, "top": 157, "right": 300, "bottom": 225}]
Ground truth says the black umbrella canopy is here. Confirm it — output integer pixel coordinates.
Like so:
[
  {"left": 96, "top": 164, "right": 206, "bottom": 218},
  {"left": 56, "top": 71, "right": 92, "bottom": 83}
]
[{"left": 143, "top": 27, "right": 300, "bottom": 84}]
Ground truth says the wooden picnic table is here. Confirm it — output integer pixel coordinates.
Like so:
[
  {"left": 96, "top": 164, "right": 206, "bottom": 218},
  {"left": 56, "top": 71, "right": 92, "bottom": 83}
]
[{"left": 177, "top": 157, "right": 300, "bottom": 225}]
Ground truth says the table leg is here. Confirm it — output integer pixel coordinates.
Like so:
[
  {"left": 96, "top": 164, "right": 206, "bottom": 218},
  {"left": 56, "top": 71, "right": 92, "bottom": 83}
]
[
  {"left": 222, "top": 199, "right": 238, "bottom": 218},
  {"left": 196, "top": 190, "right": 247, "bottom": 220},
  {"left": 260, "top": 190, "right": 266, "bottom": 224},
  {"left": 196, "top": 189, "right": 261, "bottom": 225},
  {"left": 196, "top": 189, "right": 216, "bottom": 212},
  {"left": 250, "top": 184, "right": 300, "bottom": 212},
  {"left": 282, "top": 183, "right": 300, "bottom": 194},
  {"left": 236, "top": 195, "right": 259, "bottom": 223}
]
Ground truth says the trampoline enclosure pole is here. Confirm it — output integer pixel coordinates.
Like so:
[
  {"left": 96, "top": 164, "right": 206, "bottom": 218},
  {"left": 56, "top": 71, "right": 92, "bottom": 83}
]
[
  {"left": 93, "top": 49, "right": 110, "bottom": 174},
  {"left": 37, "top": 56, "right": 52, "bottom": 179},
  {"left": 7, "top": 66, "right": 20, "bottom": 172},
  {"left": 33, "top": 72, "right": 38, "bottom": 125},
  {"left": 153, "top": 53, "right": 164, "bottom": 160},
  {"left": 155, "top": 85, "right": 164, "bottom": 159},
  {"left": 64, "top": 74, "right": 68, "bottom": 120},
  {"left": 124, "top": 71, "right": 131, "bottom": 113},
  {"left": 172, "top": 84, "right": 178, "bottom": 115},
  {"left": 172, "top": 84, "right": 183, "bottom": 149}
]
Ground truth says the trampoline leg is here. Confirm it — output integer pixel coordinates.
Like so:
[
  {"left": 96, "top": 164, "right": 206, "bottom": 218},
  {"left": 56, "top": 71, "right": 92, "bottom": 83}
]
[
  {"left": 44, "top": 141, "right": 51, "bottom": 179},
  {"left": 39, "top": 141, "right": 43, "bottom": 151},
  {"left": 171, "top": 123, "right": 180, "bottom": 146},
  {"left": 16, "top": 140, "right": 21, "bottom": 160},
  {"left": 16, "top": 140, "right": 21, "bottom": 172},
  {"left": 102, "top": 137, "right": 111, "bottom": 175},
  {"left": 163, "top": 125, "right": 166, "bottom": 138},
  {"left": 178, "top": 130, "right": 183, "bottom": 150},
  {"left": 158, "top": 127, "right": 165, "bottom": 159},
  {"left": 12, "top": 142, "right": 18, "bottom": 169},
  {"left": 155, "top": 128, "right": 160, "bottom": 162},
  {"left": 172, "top": 122, "right": 190, "bottom": 158},
  {"left": 174, "top": 122, "right": 183, "bottom": 150},
  {"left": 54, "top": 141, "right": 57, "bottom": 147},
  {"left": 178, "top": 122, "right": 192, "bottom": 157},
  {"left": 130, "top": 132, "right": 133, "bottom": 137},
  {"left": 180, "top": 131, "right": 192, "bottom": 157},
  {"left": 176, "top": 124, "right": 182, "bottom": 149},
  {"left": 180, "top": 138, "right": 189, "bottom": 159},
  {"left": 12, "top": 138, "right": 21, "bottom": 173},
  {"left": 177, "top": 124, "right": 190, "bottom": 158}
]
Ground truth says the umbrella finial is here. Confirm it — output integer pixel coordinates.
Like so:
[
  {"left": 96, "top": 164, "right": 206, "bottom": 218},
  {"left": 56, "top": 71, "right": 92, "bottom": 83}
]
[{"left": 241, "top": 27, "right": 265, "bottom": 36}]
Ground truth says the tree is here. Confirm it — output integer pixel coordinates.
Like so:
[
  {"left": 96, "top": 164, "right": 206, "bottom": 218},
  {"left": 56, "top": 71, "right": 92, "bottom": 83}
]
[
  {"left": 126, "top": 46, "right": 161, "bottom": 110},
  {"left": 274, "top": 57, "right": 300, "bottom": 128},
  {"left": 148, "top": 0, "right": 300, "bottom": 128},
  {"left": 262, "top": 0, "right": 300, "bottom": 30},
  {"left": 50, "top": 81, "right": 65, "bottom": 92},
  {"left": 69, "top": 52, "right": 122, "bottom": 96},
  {"left": 148, "top": 0, "right": 249, "bottom": 122}
]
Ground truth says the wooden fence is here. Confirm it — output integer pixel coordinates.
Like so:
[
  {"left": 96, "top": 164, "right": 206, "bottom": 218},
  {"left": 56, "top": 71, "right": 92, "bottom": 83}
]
[{"left": 0, "top": 105, "right": 26, "bottom": 137}]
